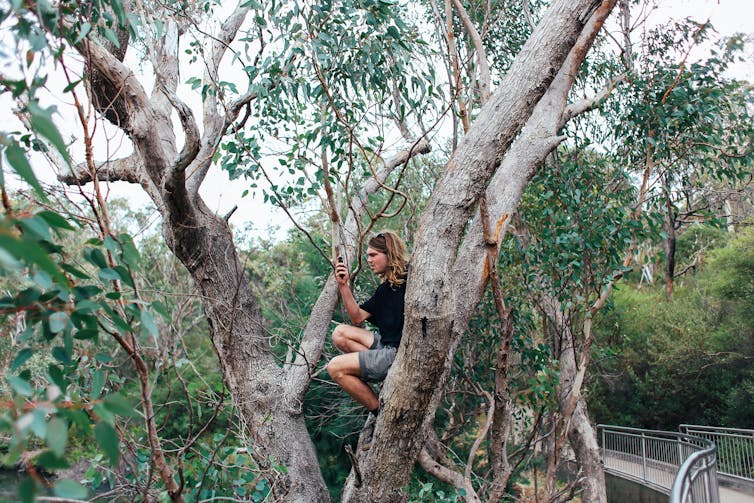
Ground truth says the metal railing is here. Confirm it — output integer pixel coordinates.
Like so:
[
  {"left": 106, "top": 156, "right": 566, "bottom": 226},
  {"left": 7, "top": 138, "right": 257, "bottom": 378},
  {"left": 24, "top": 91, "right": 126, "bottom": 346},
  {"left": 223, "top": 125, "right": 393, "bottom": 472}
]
[
  {"left": 671, "top": 448, "right": 720, "bottom": 503},
  {"left": 598, "top": 424, "right": 719, "bottom": 503},
  {"left": 680, "top": 425, "right": 754, "bottom": 484}
]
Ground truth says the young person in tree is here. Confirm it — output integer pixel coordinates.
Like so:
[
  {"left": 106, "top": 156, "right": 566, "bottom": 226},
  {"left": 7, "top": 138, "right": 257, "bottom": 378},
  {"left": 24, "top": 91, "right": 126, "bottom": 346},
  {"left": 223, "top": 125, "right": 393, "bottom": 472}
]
[{"left": 327, "top": 231, "right": 408, "bottom": 424}]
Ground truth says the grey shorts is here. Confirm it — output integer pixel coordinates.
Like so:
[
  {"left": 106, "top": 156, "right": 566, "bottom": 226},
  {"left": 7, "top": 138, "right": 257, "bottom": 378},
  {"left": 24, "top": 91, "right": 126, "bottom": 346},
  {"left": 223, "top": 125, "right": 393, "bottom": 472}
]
[{"left": 358, "top": 332, "right": 398, "bottom": 383}]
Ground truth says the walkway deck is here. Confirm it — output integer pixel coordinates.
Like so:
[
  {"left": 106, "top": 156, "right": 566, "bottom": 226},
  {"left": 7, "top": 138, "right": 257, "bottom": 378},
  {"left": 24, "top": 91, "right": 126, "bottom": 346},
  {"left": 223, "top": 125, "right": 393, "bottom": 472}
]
[
  {"left": 720, "top": 486, "right": 754, "bottom": 503},
  {"left": 603, "top": 450, "right": 754, "bottom": 503}
]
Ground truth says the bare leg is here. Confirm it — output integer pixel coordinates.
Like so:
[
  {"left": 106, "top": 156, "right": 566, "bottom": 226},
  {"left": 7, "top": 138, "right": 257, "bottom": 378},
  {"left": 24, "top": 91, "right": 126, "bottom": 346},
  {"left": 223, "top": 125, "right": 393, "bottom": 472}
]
[
  {"left": 332, "top": 324, "right": 374, "bottom": 353},
  {"left": 326, "top": 353, "right": 379, "bottom": 411}
]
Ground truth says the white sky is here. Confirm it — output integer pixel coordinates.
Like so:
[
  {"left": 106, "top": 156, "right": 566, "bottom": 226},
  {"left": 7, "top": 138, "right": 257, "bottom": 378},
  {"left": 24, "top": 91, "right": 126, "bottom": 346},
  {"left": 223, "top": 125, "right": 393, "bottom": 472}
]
[{"left": 2, "top": 0, "right": 752, "bottom": 243}]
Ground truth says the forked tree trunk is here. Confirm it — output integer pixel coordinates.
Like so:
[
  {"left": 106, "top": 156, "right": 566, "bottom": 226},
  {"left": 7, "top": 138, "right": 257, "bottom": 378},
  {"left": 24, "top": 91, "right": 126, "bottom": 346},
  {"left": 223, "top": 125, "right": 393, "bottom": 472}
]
[
  {"left": 569, "top": 398, "right": 606, "bottom": 502},
  {"left": 355, "top": 1, "right": 615, "bottom": 498},
  {"left": 69, "top": 16, "right": 333, "bottom": 502},
  {"left": 341, "top": 1, "right": 608, "bottom": 501}
]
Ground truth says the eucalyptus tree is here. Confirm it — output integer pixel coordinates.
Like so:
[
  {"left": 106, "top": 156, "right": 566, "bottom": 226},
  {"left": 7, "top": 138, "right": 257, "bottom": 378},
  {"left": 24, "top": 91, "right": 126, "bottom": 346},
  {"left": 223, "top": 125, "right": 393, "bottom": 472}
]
[
  {"left": 383, "top": 1, "right": 624, "bottom": 500},
  {"left": 3, "top": 0, "right": 436, "bottom": 499},
  {"left": 1, "top": 0, "right": 622, "bottom": 501},
  {"left": 342, "top": 1, "right": 622, "bottom": 500},
  {"left": 606, "top": 10, "right": 754, "bottom": 300}
]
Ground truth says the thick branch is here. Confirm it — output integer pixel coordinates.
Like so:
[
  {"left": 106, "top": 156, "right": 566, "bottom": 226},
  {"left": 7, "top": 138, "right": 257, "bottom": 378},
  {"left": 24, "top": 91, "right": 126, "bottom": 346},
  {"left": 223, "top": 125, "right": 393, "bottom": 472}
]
[
  {"left": 77, "top": 36, "right": 178, "bottom": 200},
  {"left": 204, "top": 2, "right": 252, "bottom": 126},
  {"left": 79, "top": 38, "right": 151, "bottom": 137},
  {"left": 183, "top": 3, "right": 252, "bottom": 193},
  {"left": 159, "top": 84, "right": 201, "bottom": 172},
  {"left": 450, "top": 0, "right": 618, "bottom": 343},
  {"left": 58, "top": 155, "right": 142, "bottom": 184}
]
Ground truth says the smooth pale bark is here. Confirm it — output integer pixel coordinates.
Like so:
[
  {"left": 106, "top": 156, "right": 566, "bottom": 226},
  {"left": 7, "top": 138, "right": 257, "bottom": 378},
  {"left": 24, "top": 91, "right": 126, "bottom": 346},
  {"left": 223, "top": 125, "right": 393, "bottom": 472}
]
[
  {"left": 569, "top": 398, "right": 606, "bottom": 502},
  {"left": 415, "top": 2, "right": 615, "bottom": 499},
  {"left": 341, "top": 1, "right": 607, "bottom": 501}
]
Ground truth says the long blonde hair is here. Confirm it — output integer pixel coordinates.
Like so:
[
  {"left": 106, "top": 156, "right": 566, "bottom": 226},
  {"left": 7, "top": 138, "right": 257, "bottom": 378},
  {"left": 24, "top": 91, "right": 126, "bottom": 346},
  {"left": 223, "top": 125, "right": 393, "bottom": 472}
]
[{"left": 368, "top": 231, "right": 408, "bottom": 286}]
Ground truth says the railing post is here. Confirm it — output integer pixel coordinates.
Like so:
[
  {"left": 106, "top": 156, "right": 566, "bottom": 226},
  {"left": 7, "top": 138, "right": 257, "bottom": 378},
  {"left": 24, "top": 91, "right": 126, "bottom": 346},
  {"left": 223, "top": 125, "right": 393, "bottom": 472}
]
[{"left": 641, "top": 432, "right": 648, "bottom": 482}]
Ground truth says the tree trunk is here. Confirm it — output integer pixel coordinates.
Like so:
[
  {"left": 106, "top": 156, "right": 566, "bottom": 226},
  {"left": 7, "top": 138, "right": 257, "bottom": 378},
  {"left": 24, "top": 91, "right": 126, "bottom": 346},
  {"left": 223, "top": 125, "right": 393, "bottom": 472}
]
[
  {"left": 73, "top": 17, "right": 333, "bottom": 501},
  {"left": 164, "top": 202, "right": 329, "bottom": 502},
  {"left": 556, "top": 327, "right": 606, "bottom": 503},
  {"left": 410, "top": 2, "right": 617, "bottom": 498},
  {"left": 569, "top": 398, "right": 606, "bottom": 503},
  {"left": 664, "top": 188, "right": 677, "bottom": 301},
  {"left": 341, "top": 1, "right": 606, "bottom": 500},
  {"left": 541, "top": 299, "right": 606, "bottom": 503}
]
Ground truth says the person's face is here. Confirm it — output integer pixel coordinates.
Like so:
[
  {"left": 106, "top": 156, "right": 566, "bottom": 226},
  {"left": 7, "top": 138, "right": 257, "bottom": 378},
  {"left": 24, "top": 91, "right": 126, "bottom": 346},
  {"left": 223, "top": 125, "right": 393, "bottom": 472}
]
[{"left": 366, "top": 247, "right": 388, "bottom": 275}]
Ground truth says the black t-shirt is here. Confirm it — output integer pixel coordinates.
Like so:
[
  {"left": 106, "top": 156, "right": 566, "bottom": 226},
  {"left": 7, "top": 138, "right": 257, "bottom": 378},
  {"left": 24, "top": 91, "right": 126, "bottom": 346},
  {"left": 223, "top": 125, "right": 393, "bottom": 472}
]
[{"left": 360, "top": 277, "right": 407, "bottom": 348}]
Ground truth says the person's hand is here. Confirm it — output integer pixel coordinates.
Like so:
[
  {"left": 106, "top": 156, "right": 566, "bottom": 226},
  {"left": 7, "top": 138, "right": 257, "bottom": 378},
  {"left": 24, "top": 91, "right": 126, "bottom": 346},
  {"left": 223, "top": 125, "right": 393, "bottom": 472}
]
[{"left": 335, "top": 260, "right": 349, "bottom": 285}]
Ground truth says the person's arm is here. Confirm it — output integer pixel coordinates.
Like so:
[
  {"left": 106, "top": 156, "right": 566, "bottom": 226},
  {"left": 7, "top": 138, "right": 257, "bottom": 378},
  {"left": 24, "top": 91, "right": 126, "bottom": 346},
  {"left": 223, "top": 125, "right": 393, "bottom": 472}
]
[{"left": 335, "top": 261, "right": 371, "bottom": 324}]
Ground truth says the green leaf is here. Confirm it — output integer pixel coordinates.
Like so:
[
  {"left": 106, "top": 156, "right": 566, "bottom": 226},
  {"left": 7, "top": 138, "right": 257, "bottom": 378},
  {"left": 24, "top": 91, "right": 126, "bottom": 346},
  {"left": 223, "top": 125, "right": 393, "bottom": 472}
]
[
  {"left": 27, "top": 101, "right": 70, "bottom": 166},
  {"left": 59, "top": 408, "right": 89, "bottom": 430},
  {"left": 0, "top": 233, "right": 69, "bottom": 286},
  {"left": 48, "top": 364, "right": 68, "bottom": 392},
  {"left": 140, "top": 309, "right": 158, "bottom": 340},
  {"left": 92, "top": 402, "right": 115, "bottom": 426},
  {"left": 18, "top": 476, "right": 36, "bottom": 503},
  {"left": 103, "top": 392, "right": 138, "bottom": 417},
  {"left": 52, "top": 346, "right": 71, "bottom": 364},
  {"left": 8, "top": 375, "right": 33, "bottom": 396},
  {"left": 103, "top": 235, "right": 120, "bottom": 255},
  {"left": 90, "top": 369, "right": 105, "bottom": 399},
  {"left": 95, "top": 421, "right": 120, "bottom": 466},
  {"left": 98, "top": 267, "right": 122, "bottom": 282},
  {"left": 84, "top": 247, "right": 108, "bottom": 268},
  {"left": 114, "top": 265, "right": 133, "bottom": 287},
  {"left": 46, "top": 417, "right": 68, "bottom": 457},
  {"left": 61, "top": 263, "right": 89, "bottom": 280},
  {"left": 29, "top": 408, "right": 47, "bottom": 437},
  {"left": 32, "top": 270, "right": 52, "bottom": 289},
  {"left": 11, "top": 348, "right": 35, "bottom": 371},
  {"left": 4, "top": 142, "right": 45, "bottom": 197},
  {"left": 19, "top": 216, "right": 51, "bottom": 241},
  {"left": 37, "top": 210, "right": 77, "bottom": 231},
  {"left": 103, "top": 27, "right": 120, "bottom": 47},
  {"left": 74, "top": 22, "right": 92, "bottom": 44},
  {"left": 36, "top": 451, "right": 70, "bottom": 470},
  {"left": 95, "top": 352, "right": 113, "bottom": 363},
  {"left": 151, "top": 300, "right": 169, "bottom": 319},
  {"left": 119, "top": 234, "right": 141, "bottom": 268},
  {"left": 53, "top": 479, "right": 88, "bottom": 500}
]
